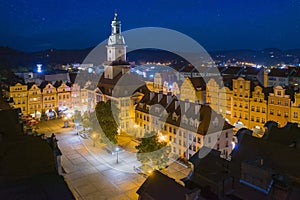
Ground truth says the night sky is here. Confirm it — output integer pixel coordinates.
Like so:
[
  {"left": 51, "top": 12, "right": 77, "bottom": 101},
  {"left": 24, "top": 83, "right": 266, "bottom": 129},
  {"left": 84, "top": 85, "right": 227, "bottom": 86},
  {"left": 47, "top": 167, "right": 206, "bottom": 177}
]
[{"left": 1, "top": 0, "right": 300, "bottom": 52}]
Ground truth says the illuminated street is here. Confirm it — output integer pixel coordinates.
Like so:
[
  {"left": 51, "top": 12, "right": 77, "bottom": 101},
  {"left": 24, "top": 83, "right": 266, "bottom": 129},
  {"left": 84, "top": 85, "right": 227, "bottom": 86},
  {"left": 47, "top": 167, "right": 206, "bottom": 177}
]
[{"left": 38, "top": 119, "right": 145, "bottom": 200}]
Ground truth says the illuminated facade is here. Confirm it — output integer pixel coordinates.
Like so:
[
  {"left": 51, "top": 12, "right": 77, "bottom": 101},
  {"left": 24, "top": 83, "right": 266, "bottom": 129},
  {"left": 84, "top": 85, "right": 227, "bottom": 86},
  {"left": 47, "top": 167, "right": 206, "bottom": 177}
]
[
  {"left": 231, "top": 77, "right": 251, "bottom": 128},
  {"left": 42, "top": 83, "right": 57, "bottom": 111},
  {"left": 9, "top": 83, "right": 28, "bottom": 114},
  {"left": 180, "top": 77, "right": 206, "bottom": 104},
  {"left": 249, "top": 85, "right": 268, "bottom": 136},
  {"left": 135, "top": 91, "right": 233, "bottom": 160},
  {"left": 57, "top": 82, "right": 71, "bottom": 111},
  {"left": 71, "top": 83, "right": 81, "bottom": 110},
  {"left": 291, "top": 93, "right": 300, "bottom": 124},
  {"left": 206, "top": 77, "right": 299, "bottom": 134},
  {"left": 206, "top": 78, "right": 229, "bottom": 118},
  {"left": 27, "top": 84, "right": 42, "bottom": 118},
  {"left": 267, "top": 86, "right": 291, "bottom": 127}
]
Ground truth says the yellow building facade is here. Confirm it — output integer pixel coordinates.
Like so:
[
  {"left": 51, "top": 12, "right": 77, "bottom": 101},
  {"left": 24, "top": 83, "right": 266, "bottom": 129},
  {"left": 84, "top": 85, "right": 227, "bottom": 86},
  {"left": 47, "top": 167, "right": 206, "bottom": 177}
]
[
  {"left": 9, "top": 83, "right": 28, "bottom": 114},
  {"left": 180, "top": 77, "right": 206, "bottom": 104},
  {"left": 28, "top": 84, "right": 42, "bottom": 118},
  {"left": 231, "top": 77, "right": 251, "bottom": 128},
  {"left": 291, "top": 93, "right": 300, "bottom": 124},
  {"left": 42, "top": 83, "right": 57, "bottom": 112},
  {"left": 249, "top": 85, "right": 267, "bottom": 135},
  {"left": 57, "top": 82, "right": 71, "bottom": 110},
  {"left": 206, "top": 77, "right": 300, "bottom": 134},
  {"left": 206, "top": 78, "right": 229, "bottom": 119},
  {"left": 267, "top": 86, "right": 291, "bottom": 127}
]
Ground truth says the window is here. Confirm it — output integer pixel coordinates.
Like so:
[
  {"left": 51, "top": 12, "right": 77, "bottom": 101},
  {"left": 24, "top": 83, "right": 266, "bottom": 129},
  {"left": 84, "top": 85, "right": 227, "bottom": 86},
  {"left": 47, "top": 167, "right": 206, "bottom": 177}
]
[
  {"left": 277, "top": 91, "right": 281, "bottom": 96},
  {"left": 270, "top": 109, "right": 274, "bottom": 115},
  {"left": 270, "top": 99, "right": 274, "bottom": 104},
  {"left": 256, "top": 106, "right": 260, "bottom": 112},
  {"left": 256, "top": 117, "right": 260, "bottom": 123},
  {"left": 225, "top": 132, "right": 228, "bottom": 138},
  {"left": 294, "top": 112, "right": 298, "bottom": 118},
  {"left": 277, "top": 110, "right": 281, "bottom": 116},
  {"left": 208, "top": 137, "right": 211, "bottom": 143},
  {"left": 262, "top": 108, "right": 266, "bottom": 113},
  {"left": 251, "top": 116, "right": 254, "bottom": 121}
]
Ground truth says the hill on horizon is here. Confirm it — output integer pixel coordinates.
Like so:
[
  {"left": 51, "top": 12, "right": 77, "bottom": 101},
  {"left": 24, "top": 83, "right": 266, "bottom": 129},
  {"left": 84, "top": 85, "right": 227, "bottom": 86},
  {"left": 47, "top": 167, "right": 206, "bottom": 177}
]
[{"left": 0, "top": 46, "right": 300, "bottom": 70}]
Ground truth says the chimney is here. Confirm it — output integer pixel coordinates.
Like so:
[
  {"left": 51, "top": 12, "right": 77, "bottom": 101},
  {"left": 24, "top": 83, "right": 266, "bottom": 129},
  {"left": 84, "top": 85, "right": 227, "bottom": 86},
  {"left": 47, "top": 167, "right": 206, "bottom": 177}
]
[
  {"left": 167, "top": 92, "right": 172, "bottom": 104},
  {"left": 185, "top": 99, "right": 190, "bottom": 112},
  {"left": 150, "top": 92, "right": 154, "bottom": 100},
  {"left": 158, "top": 91, "right": 163, "bottom": 102}
]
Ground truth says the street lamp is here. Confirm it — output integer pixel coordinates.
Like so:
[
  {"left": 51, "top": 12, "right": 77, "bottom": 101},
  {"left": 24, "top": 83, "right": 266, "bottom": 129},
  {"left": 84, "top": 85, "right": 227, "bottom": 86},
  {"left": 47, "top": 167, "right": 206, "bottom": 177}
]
[
  {"left": 63, "top": 116, "right": 68, "bottom": 128},
  {"left": 115, "top": 146, "right": 120, "bottom": 164},
  {"left": 91, "top": 133, "right": 98, "bottom": 147}
]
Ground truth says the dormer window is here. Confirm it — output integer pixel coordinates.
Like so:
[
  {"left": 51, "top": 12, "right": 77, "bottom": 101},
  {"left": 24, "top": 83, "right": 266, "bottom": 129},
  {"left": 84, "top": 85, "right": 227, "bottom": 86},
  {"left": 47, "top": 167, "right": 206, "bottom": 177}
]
[{"left": 213, "top": 117, "right": 219, "bottom": 127}]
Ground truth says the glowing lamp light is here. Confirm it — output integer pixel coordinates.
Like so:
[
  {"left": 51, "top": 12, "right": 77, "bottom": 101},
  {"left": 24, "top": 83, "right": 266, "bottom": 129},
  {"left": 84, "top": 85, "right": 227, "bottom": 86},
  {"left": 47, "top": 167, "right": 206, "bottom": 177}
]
[
  {"left": 158, "top": 133, "right": 167, "bottom": 142},
  {"left": 37, "top": 64, "right": 42, "bottom": 73}
]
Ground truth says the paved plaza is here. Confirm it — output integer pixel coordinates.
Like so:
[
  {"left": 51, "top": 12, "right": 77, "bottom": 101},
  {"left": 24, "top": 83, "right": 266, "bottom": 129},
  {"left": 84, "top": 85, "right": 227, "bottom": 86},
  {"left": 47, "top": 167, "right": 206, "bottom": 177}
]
[
  {"left": 38, "top": 119, "right": 145, "bottom": 200},
  {"left": 37, "top": 119, "right": 191, "bottom": 199}
]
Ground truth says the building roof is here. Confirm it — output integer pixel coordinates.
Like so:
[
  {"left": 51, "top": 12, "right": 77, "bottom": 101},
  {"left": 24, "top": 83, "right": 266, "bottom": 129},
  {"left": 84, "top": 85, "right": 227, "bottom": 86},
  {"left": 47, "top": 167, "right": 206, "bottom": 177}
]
[
  {"left": 268, "top": 68, "right": 295, "bottom": 77},
  {"left": 264, "top": 122, "right": 300, "bottom": 146},
  {"left": 137, "top": 170, "right": 199, "bottom": 200},
  {"left": 98, "top": 72, "right": 144, "bottom": 97},
  {"left": 189, "top": 77, "right": 206, "bottom": 91},
  {"left": 136, "top": 89, "right": 233, "bottom": 135},
  {"left": 0, "top": 172, "right": 75, "bottom": 200},
  {"left": 0, "top": 109, "right": 74, "bottom": 199},
  {"left": 186, "top": 129, "right": 300, "bottom": 200},
  {"left": 240, "top": 67, "right": 262, "bottom": 76}
]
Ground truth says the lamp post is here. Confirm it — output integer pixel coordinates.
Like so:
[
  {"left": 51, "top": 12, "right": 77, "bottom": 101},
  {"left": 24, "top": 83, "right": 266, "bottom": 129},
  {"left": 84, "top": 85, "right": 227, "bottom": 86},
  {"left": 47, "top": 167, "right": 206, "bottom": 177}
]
[
  {"left": 115, "top": 146, "right": 120, "bottom": 164},
  {"left": 63, "top": 116, "right": 68, "bottom": 128},
  {"left": 91, "top": 133, "right": 98, "bottom": 147}
]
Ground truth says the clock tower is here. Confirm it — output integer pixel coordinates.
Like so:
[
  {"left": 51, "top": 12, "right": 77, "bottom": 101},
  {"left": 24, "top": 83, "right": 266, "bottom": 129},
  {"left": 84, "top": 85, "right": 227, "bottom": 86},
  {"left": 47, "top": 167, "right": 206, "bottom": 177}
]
[
  {"left": 104, "top": 12, "right": 129, "bottom": 79},
  {"left": 106, "top": 12, "right": 127, "bottom": 62}
]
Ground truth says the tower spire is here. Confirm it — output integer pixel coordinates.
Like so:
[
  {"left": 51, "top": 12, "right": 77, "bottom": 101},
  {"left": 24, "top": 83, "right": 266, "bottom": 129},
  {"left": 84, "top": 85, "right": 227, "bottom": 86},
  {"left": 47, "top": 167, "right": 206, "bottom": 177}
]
[
  {"left": 114, "top": 10, "right": 118, "bottom": 21},
  {"left": 106, "top": 11, "right": 127, "bottom": 62}
]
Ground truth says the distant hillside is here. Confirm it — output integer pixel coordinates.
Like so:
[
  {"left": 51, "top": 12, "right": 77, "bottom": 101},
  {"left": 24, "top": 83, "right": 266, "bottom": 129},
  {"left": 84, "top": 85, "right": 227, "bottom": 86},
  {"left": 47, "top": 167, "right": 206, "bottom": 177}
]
[
  {"left": 0, "top": 46, "right": 300, "bottom": 70},
  {"left": 210, "top": 48, "right": 300, "bottom": 65}
]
